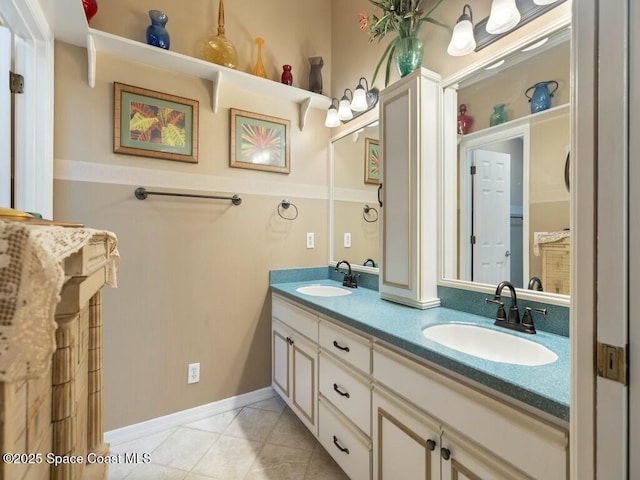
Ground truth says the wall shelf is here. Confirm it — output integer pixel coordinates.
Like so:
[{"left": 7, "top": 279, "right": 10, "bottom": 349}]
[
  {"left": 459, "top": 102, "right": 570, "bottom": 143},
  {"left": 48, "top": 0, "right": 330, "bottom": 130}
]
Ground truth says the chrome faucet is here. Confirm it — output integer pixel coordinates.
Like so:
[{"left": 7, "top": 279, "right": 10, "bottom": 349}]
[
  {"left": 335, "top": 260, "right": 358, "bottom": 288},
  {"left": 485, "top": 281, "right": 537, "bottom": 334}
]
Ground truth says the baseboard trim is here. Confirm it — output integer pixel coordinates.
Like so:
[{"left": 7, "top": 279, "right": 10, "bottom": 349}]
[{"left": 104, "top": 386, "right": 277, "bottom": 446}]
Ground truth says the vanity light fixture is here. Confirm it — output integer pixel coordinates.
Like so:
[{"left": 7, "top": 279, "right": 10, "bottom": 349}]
[
  {"left": 324, "top": 98, "right": 340, "bottom": 128},
  {"left": 447, "top": 4, "right": 476, "bottom": 56},
  {"left": 324, "top": 77, "right": 379, "bottom": 128},
  {"left": 486, "top": 0, "right": 521, "bottom": 34},
  {"left": 338, "top": 89, "right": 354, "bottom": 121}
]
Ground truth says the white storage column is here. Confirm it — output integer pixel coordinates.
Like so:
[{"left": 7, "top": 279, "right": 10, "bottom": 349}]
[{"left": 379, "top": 68, "right": 441, "bottom": 309}]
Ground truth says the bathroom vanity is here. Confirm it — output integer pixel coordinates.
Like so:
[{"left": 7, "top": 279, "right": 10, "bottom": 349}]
[{"left": 270, "top": 277, "right": 569, "bottom": 480}]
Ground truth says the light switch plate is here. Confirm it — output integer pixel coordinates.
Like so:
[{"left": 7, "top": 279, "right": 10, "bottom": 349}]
[
  {"left": 306, "top": 232, "right": 314, "bottom": 249},
  {"left": 344, "top": 232, "right": 351, "bottom": 248}
]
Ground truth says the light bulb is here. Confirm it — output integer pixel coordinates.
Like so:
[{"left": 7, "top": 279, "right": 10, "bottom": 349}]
[
  {"left": 447, "top": 19, "right": 475, "bottom": 56},
  {"left": 338, "top": 96, "right": 353, "bottom": 121},
  {"left": 486, "top": 0, "right": 521, "bottom": 35},
  {"left": 324, "top": 106, "right": 340, "bottom": 128},
  {"left": 351, "top": 86, "right": 368, "bottom": 111}
]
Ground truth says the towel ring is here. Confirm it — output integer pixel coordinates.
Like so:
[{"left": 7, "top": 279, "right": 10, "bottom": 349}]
[
  {"left": 363, "top": 204, "right": 379, "bottom": 223},
  {"left": 278, "top": 199, "right": 299, "bottom": 220}
]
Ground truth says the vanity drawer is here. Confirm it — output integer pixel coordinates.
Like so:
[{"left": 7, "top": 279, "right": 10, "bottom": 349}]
[
  {"left": 319, "top": 352, "right": 371, "bottom": 435},
  {"left": 272, "top": 295, "right": 318, "bottom": 342},
  {"left": 319, "top": 396, "right": 371, "bottom": 480},
  {"left": 319, "top": 320, "right": 371, "bottom": 374}
]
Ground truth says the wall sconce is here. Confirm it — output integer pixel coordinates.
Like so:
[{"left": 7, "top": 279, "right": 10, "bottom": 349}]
[
  {"left": 447, "top": 4, "right": 476, "bottom": 56},
  {"left": 447, "top": 0, "right": 567, "bottom": 56},
  {"left": 325, "top": 77, "right": 379, "bottom": 128}
]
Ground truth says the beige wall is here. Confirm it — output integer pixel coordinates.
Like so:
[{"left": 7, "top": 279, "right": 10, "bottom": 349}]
[{"left": 54, "top": 31, "right": 331, "bottom": 428}]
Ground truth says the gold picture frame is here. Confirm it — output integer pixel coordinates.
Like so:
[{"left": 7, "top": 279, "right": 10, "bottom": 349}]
[
  {"left": 114, "top": 82, "right": 199, "bottom": 163},
  {"left": 230, "top": 108, "right": 290, "bottom": 174},
  {"left": 365, "top": 138, "right": 380, "bottom": 184}
]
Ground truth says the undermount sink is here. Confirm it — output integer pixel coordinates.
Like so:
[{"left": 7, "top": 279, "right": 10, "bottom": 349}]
[
  {"left": 296, "top": 285, "right": 353, "bottom": 297},
  {"left": 422, "top": 324, "right": 558, "bottom": 366}
]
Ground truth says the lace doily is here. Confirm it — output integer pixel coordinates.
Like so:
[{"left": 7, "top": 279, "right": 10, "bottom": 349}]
[
  {"left": 0, "top": 220, "right": 119, "bottom": 382},
  {"left": 533, "top": 230, "right": 571, "bottom": 256}
]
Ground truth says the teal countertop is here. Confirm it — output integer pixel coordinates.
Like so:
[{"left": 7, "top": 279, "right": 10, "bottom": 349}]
[{"left": 270, "top": 278, "right": 569, "bottom": 423}]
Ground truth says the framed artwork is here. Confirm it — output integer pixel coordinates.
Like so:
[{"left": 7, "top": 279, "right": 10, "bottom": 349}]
[
  {"left": 230, "top": 108, "right": 290, "bottom": 174},
  {"left": 113, "top": 82, "right": 199, "bottom": 163},
  {"left": 364, "top": 138, "right": 380, "bottom": 184}
]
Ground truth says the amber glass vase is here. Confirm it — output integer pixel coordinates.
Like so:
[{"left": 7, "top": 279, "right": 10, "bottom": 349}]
[
  {"left": 203, "top": 0, "right": 238, "bottom": 69},
  {"left": 252, "top": 37, "right": 267, "bottom": 78}
]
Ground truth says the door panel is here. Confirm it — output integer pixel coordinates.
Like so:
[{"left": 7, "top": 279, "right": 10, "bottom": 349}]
[
  {"left": 472, "top": 149, "right": 511, "bottom": 284},
  {"left": 0, "top": 26, "right": 11, "bottom": 207}
]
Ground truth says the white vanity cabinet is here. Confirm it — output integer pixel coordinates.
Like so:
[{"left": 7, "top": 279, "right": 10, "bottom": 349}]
[
  {"left": 271, "top": 296, "right": 319, "bottom": 435},
  {"left": 379, "top": 68, "right": 441, "bottom": 309},
  {"left": 270, "top": 294, "right": 569, "bottom": 479}
]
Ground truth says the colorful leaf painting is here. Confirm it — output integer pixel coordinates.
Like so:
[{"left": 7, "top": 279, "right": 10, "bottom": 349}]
[
  {"left": 128, "top": 101, "right": 186, "bottom": 147},
  {"left": 240, "top": 124, "right": 282, "bottom": 165}
]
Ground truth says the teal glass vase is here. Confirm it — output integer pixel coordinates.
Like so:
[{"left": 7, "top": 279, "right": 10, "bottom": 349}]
[
  {"left": 490, "top": 103, "right": 508, "bottom": 126},
  {"left": 394, "top": 36, "right": 423, "bottom": 77}
]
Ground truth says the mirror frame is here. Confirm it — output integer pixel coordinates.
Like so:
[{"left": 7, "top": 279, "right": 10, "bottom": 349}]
[
  {"left": 329, "top": 115, "right": 380, "bottom": 274},
  {"left": 439, "top": 12, "right": 572, "bottom": 307}
]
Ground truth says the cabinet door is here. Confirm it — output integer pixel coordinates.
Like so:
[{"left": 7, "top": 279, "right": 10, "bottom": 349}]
[
  {"left": 440, "top": 430, "right": 529, "bottom": 480},
  {"left": 291, "top": 332, "right": 317, "bottom": 431},
  {"left": 272, "top": 319, "right": 290, "bottom": 399},
  {"left": 372, "top": 388, "right": 440, "bottom": 480},
  {"left": 379, "top": 68, "right": 441, "bottom": 309}
]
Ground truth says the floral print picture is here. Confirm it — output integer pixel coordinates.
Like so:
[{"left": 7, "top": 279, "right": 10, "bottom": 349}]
[
  {"left": 114, "top": 83, "right": 198, "bottom": 163},
  {"left": 230, "top": 109, "right": 290, "bottom": 174},
  {"left": 365, "top": 138, "right": 380, "bottom": 184}
]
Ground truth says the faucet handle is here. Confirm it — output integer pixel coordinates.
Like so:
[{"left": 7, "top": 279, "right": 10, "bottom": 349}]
[
  {"left": 521, "top": 307, "right": 547, "bottom": 334},
  {"left": 485, "top": 297, "right": 507, "bottom": 322}
]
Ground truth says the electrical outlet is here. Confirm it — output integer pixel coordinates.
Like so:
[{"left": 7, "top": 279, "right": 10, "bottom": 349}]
[
  {"left": 344, "top": 232, "right": 352, "bottom": 248},
  {"left": 188, "top": 363, "right": 200, "bottom": 384},
  {"left": 306, "top": 232, "right": 315, "bottom": 249}
]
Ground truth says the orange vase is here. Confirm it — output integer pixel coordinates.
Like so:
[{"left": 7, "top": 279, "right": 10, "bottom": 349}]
[{"left": 252, "top": 38, "right": 267, "bottom": 78}]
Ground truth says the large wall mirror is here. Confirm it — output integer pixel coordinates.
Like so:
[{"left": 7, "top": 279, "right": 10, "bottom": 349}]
[
  {"left": 330, "top": 120, "right": 380, "bottom": 270},
  {"left": 441, "top": 17, "right": 571, "bottom": 304}
]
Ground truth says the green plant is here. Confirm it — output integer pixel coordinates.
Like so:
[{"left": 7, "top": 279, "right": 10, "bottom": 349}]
[{"left": 359, "top": 0, "right": 449, "bottom": 86}]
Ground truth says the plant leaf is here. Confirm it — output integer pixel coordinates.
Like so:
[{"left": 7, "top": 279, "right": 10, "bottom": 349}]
[
  {"left": 372, "top": 39, "right": 397, "bottom": 86},
  {"left": 384, "top": 42, "right": 397, "bottom": 87}
]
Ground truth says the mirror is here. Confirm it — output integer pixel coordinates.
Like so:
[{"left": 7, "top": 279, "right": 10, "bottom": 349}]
[
  {"left": 330, "top": 120, "right": 380, "bottom": 270},
  {"left": 442, "top": 22, "right": 571, "bottom": 300}
]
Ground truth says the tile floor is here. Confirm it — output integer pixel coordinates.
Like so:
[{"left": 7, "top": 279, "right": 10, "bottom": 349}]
[{"left": 107, "top": 394, "right": 350, "bottom": 480}]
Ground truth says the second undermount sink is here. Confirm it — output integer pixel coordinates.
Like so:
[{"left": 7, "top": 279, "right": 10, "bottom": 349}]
[
  {"left": 296, "top": 285, "right": 353, "bottom": 297},
  {"left": 422, "top": 324, "right": 558, "bottom": 366}
]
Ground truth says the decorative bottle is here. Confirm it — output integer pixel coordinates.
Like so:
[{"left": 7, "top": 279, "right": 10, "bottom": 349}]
[
  {"left": 82, "top": 0, "right": 98, "bottom": 23},
  {"left": 146, "top": 10, "right": 170, "bottom": 50},
  {"left": 252, "top": 37, "right": 267, "bottom": 78},
  {"left": 281, "top": 65, "right": 293, "bottom": 86},
  {"left": 490, "top": 103, "right": 507, "bottom": 126},
  {"left": 203, "top": 0, "right": 238, "bottom": 69},
  {"left": 457, "top": 104, "right": 474, "bottom": 134},
  {"left": 308, "top": 57, "right": 324, "bottom": 94}
]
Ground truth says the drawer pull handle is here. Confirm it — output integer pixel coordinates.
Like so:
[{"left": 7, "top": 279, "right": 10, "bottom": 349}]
[
  {"left": 333, "top": 383, "right": 350, "bottom": 398},
  {"left": 426, "top": 439, "right": 436, "bottom": 451},
  {"left": 441, "top": 447, "right": 451, "bottom": 461},
  {"left": 333, "top": 340, "right": 350, "bottom": 352},
  {"left": 333, "top": 435, "right": 350, "bottom": 454}
]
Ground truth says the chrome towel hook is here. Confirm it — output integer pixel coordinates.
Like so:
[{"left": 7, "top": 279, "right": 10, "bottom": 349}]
[
  {"left": 278, "top": 199, "right": 299, "bottom": 220},
  {"left": 363, "top": 204, "right": 379, "bottom": 223}
]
